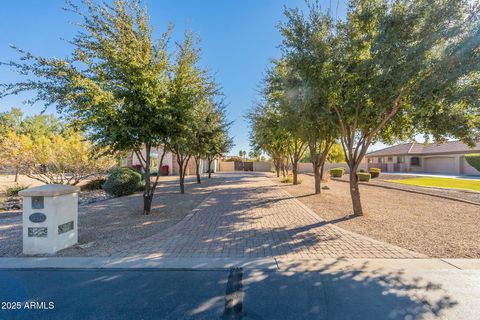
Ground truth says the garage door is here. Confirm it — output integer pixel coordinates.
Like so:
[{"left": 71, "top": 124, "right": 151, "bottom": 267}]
[{"left": 424, "top": 157, "right": 455, "bottom": 174}]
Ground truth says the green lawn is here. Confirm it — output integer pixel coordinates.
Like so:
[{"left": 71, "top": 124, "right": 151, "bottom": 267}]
[{"left": 385, "top": 177, "right": 480, "bottom": 192}]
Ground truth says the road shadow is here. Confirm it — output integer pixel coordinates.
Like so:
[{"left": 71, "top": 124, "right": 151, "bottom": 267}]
[
  {"left": 0, "top": 257, "right": 462, "bottom": 319},
  {"left": 242, "top": 258, "right": 459, "bottom": 319}
]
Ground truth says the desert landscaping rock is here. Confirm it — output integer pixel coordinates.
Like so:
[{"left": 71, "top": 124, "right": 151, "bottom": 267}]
[
  {"left": 278, "top": 173, "right": 480, "bottom": 258},
  {"left": 0, "top": 173, "right": 424, "bottom": 259},
  {"left": 0, "top": 175, "right": 225, "bottom": 257},
  {"left": 78, "top": 190, "right": 114, "bottom": 205}
]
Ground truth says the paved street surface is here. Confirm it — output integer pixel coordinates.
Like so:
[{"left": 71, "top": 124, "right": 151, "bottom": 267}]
[
  {"left": 119, "top": 173, "right": 423, "bottom": 259},
  {"left": 1, "top": 262, "right": 480, "bottom": 320}
]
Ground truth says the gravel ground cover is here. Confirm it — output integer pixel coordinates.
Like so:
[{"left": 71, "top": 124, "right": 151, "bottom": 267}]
[
  {"left": 275, "top": 174, "right": 480, "bottom": 258},
  {"left": 0, "top": 174, "right": 226, "bottom": 256},
  {"left": 0, "top": 190, "right": 114, "bottom": 212}
]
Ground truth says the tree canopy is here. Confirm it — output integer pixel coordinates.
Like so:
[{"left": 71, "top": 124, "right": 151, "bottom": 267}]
[
  {"left": 0, "top": 0, "right": 231, "bottom": 213},
  {"left": 251, "top": 0, "right": 480, "bottom": 215}
]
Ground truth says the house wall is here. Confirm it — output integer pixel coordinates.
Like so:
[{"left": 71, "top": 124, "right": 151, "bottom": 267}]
[
  {"left": 219, "top": 161, "right": 235, "bottom": 171},
  {"left": 171, "top": 156, "right": 197, "bottom": 176},
  {"left": 253, "top": 162, "right": 273, "bottom": 172},
  {"left": 130, "top": 147, "right": 174, "bottom": 175},
  {"left": 367, "top": 153, "right": 480, "bottom": 175},
  {"left": 201, "top": 159, "right": 218, "bottom": 173},
  {"left": 297, "top": 162, "right": 367, "bottom": 174}
]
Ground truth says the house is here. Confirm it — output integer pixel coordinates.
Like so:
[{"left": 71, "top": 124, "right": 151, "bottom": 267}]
[
  {"left": 121, "top": 146, "right": 218, "bottom": 176},
  {"left": 365, "top": 141, "right": 480, "bottom": 175}
]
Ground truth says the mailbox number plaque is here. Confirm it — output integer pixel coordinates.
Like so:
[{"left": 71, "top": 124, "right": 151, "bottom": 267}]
[
  {"left": 58, "top": 221, "right": 74, "bottom": 234},
  {"left": 28, "top": 227, "right": 48, "bottom": 237},
  {"left": 29, "top": 212, "right": 47, "bottom": 223},
  {"left": 32, "top": 196, "right": 44, "bottom": 209}
]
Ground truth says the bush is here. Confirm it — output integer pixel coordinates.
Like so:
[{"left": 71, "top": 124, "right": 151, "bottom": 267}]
[
  {"left": 369, "top": 167, "right": 381, "bottom": 178},
  {"left": 102, "top": 168, "right": 142, "bottom": 196},
  {"left": 359, "top": 169, "right": 366, "bottom": 173},
  {"left": 5, "top": 185, "right": 29, "bottom": 197},
  {"left": 280, "top": 175, "right": 302, "bottom": 184},
  {"left": 465, "top": 154, "right": 480, "bottom": 172},
  {"left": 357, "top": 172, "right": 371, "bottom": 182},
  {"left": 330, "top": 168, "right": 345, "bottom": 178},
  {"left": 81, "top": 178, "right": 107, "bottom": 191},
  {"left": 280, "top": 176, "right": 292, "bottom": 183}
]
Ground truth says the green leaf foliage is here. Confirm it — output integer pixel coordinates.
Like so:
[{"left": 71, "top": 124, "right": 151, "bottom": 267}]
[
  {"left": 465, "top": 154, "right": 480, "bottom": 172},
  {"left": 102, "top": 167, "right": 142, "bottom": 197}
]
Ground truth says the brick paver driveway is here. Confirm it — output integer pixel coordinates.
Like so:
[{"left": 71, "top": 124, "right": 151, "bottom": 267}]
[{"left": 121, "top": 173, "right": 424, "bottom": 259}]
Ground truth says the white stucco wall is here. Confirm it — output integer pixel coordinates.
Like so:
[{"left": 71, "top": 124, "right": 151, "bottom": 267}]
[
  {"left": 219, "top": 161, "right": 235, "bottom": 171},
  {"left": 131, "top": 147, "right": 174, "bottom": 175},
  {"left": 22, "top": 190, "right": 78, "bottom": 254}
]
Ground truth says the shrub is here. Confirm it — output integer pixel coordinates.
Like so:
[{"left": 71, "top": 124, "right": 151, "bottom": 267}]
[
  {"left": 465, "top": 154, "right": 480, "bottom": 172},
  {"left": 5, "top": 185, "right": 29, "bottom": 197},
  {"left": 280, "top": 176, "right": 292, "bottom": 183},
  {"left": 81, "top": 178, "right": 107, "bottom": 191},
  {"left": 357, "top": 172, "right": 371, "bottom": 182},
  {"left": 359, "top": 169, "right": 366, "bottom": 173},
  {"left": 369, "top": 167, "right": 381, "bottom": 178},
  {"left": 330, "top": 168, "right": 345, "bottom": 178},
  {"left": 280, "top": 175, "right": 302, "bottom": 184},
  {"left": 102, "top": 167, "right": 142, "bottom": 196}
]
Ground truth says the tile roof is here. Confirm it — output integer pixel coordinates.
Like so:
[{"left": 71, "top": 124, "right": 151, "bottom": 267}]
[{"left": 366, "top": 141, "right": 480, "bottom": 157}]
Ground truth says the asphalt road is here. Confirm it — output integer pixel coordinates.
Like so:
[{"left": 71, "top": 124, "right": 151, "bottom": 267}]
[{"left": 1, "top": 268, "right": 479, "bottom": 320}]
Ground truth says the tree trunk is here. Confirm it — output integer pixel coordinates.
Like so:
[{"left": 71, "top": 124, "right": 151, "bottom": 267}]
[
  {"left": 208, "top": 159, "right": 213, "bottom": 178},
  {"left": 292, "top": 160, "right": 298, "bottom": 185},
  {"left": 143, "top": 145, "right": 152, "bottom": 215},
  {"left": 178, "top": 160, "right": 185, "bottom": 194},
  {"left": 349, "top": 168, "right": 363, "bottom": 216},
  {"left": 143, "top": 194, "right": 153, "bottom": 215},
  {"left": 274, "top": 158, "right": 280, "bottom": 177},
  {"left": 14, "top": 166, "right": 19, "bottom": 183},
  {"left": 313, "top": 164, "right": 321, "bottom": 194},
  {"left": 320, "top": 161, "right": 325, "bottom": 182},
  {"left": 195, "top": 158, "right": 201, "bottom": 184}
]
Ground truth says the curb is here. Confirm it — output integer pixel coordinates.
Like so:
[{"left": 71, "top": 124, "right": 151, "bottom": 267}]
[{"left": 2, "top": 256, "right": 480, "bottom": 271}]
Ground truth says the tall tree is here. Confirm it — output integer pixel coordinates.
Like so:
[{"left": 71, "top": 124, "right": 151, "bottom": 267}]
[
  {"left": 279, "top": 4, "right": 340, "bottom": 194},
  {"left": 166, "top": 33, "right": 215, "bottom": 193},
  {"left": 280, "top": 0, "right": 480, "bottom": 215},
  {"left": 0, "top": 108, "right": 63, "bottom": 182},
  {"left": 1, "top": 0, "right": 176, "bottom": 215},
  {"left": 264, "top": 61, "right": 308, "bottom": 184},
  {"left": 204, "top": 101, "right": 233, "bottom": 179},
  {"left": 248, "top": 101, "right": 291, "bottom": 178}
]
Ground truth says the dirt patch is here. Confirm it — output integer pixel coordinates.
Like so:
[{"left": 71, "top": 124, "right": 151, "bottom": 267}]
[
  {"left": 275, "top": 174, "right": 480, "bottom": 258},
  {"left": 0, "top": 175, "right": 226, "bottom": 257}
]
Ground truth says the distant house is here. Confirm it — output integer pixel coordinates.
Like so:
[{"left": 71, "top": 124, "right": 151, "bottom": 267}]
[
  {"left": 120, "top": 146, "right": 218, "bottom": 176},
  {"left": 365, "top": 141, "right": 480, "bottom": 175}
]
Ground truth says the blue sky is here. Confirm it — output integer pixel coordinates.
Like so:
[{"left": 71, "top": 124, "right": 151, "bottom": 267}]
[{"left": 0, "top": 1, "right": 405, "bottom": 156}]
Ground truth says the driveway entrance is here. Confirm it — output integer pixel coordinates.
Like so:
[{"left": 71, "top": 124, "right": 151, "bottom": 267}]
[{"left": 120, "top": 173, "right": 423, "bottom": 259}]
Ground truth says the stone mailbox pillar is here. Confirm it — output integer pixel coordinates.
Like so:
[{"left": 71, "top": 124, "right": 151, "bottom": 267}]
[{"left": 19, "top": 184, "right": 80, "bottom": 255}]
